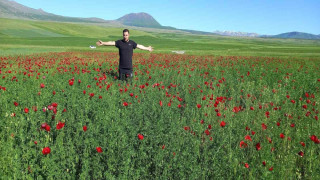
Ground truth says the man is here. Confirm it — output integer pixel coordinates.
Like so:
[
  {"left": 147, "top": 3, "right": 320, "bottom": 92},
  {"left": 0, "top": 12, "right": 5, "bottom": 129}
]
[{"left": 96, "top": 29, "right": 153, "bottom": 81}]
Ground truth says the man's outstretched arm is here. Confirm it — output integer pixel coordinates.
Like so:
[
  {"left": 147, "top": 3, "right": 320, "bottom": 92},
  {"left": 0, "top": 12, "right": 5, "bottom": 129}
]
[
  {"left": 96, "top": 40, "right": 115, "bottom": 46},
  {"left": 137, "top": 44, "right": 153, "bottom": 52}
]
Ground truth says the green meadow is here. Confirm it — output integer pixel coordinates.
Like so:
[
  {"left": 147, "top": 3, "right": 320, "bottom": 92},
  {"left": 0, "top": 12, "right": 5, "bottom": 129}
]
[
  {"left": 1, "top": 18, "right": 320, "bottom": 179},
  {"left": 1, "top": 18, "right": 320, "bottom": 58}
]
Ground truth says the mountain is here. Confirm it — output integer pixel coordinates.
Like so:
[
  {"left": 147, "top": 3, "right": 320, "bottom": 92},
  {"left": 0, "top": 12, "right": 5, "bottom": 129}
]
[
  {"left": 213, "top": 30, "right": 260, "bottom": 37},
  {"left": 213, "top": 30, "right": 320, "bottom": 40},
  {"left": 271, "top": 32, "right": 320, "bottom": 40},
  {"left": 0, "top": 0, "right": 110, "bottom": 23},
  {"left": 1, "top": 0, "right": 319, "bottom": 39},
  {"left": 117, "top": 12, "right": 162, "bottom": 28},
  {"left": 0, "top": 1, "right": 174, "bottom": 29}
]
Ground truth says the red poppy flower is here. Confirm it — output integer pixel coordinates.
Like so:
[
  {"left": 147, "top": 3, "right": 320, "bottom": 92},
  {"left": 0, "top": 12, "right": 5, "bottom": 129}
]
[
  {"left": 24, "top": 108, "right": 29, "bottom": 113},
  {"left": 123, "top": 102, "right": 128, "bottom": 106},
  {"left": 245, "top": 135, "right": 252, "bottom": 141},
  {"left": 41, "top": 122, "right": 51, "bottom": 132},
  {"left": 138, "top": 133, "right": 144, "bottom": 140},
  {"left": 262, "top": 161, "right": 266, "bottom": 166},
  {"left": 220, "top": 121, "right": 226, "bottom": 127},
  {"left": 256, "top": 143, "right": 261, "bottom": 151},
  {"left": 41, "top": 123, "right": 47, "bottom": 129},
  {"left": 197, "top": 104, "right": 201, "bottom": 108},
  {"left": 40, "top": 83, "right": 45, "bottom": 88},
  {"left": 269, "top": 167, "right": 273, "bottom": 171},
  {"left": 159, "top": 100, "right": 163, "bottom": 107},
  {"left": 310, "top": 135, "right": 319, "bottom": 143},
  {"left": 240, "top": 141, "right": 247, "bottom": 148},
  {"left": 244, "top": 163, "right": 249, "bottom": 168},
  {"left": 48, "top": 105, "right": 53, "bottom": 110},
  {"left": 265, "top": 111, "right": 270, "bottom": 118},
  {"left": 305, "top": 92, "right": 309, "bottom": 97},
  {"left": 56, "top": 121, "right": 65, "bottom": 130},
  {"left": 205, "top": 129, "right": 210, "bottom": 135},
  {"left": 300, "top": 141, "right": 305, "bottom": 147},
  {"left": 83, "top": 125, "right": 87, "bottom": 132},
  {"left": 280, "top": 133, "right": 285, "bottom": 139},
  {"left": 96, "top": 147, "right": 103, "bottom": 153},
  {"left": 298, "top": 151, "right": 304, "bottom": 157},
  {"left": 42, "top": 147, "right": 51, "bottom": 155},
  {"left": 45, "top": 124, "right": 51, "bottom": 132},
  {"left": 262, "top": 123, "right": 267, "bottom": 130},
  {"left": 14, "top": 102, "right": 19, "bottom": 106}
]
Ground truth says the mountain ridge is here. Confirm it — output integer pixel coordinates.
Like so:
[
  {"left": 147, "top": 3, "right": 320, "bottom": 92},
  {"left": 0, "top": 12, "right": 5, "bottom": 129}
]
[
  {"left": 213, "top": 30, "right": 260, "bottom": 37},
  {"left": 0, "top": 0, "right": 111, "bottom": 23},
  {"left": 0, "top": 0, "right": 319, "bottom": 39},
  {"left": 271, "top": 31, "right": 320, "bottom": 40},
  {"left": 117, "top": 12, "right": 161, "bottom": 28}
]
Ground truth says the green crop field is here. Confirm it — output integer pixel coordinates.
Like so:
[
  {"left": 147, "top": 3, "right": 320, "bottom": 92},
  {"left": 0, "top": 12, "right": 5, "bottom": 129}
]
[
  {"left": 1, "top": 18, "right": 320, "bottom": 58},
  {"left": 1, "top": 18, "right": 320, "bottom": 179}
]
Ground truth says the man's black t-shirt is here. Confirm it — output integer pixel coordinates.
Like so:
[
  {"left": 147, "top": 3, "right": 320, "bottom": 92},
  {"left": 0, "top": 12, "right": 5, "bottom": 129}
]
[{"left": 115, "top": 39, "right": 137, "bottom": 74}]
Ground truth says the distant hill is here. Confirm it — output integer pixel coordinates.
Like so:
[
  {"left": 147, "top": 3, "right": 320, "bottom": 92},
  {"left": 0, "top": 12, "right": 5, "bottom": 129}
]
[
  {"left": 116, "top": 12, "right": 177, "bottom": 30},
  {"left": 213, "top": 31, "right": 259, "bottom": 37},
  {"left": 271, "top": 32, "right": 320, "bottom": 40},
  {"left": 213, "top": 31, "right": 320, "bottom": 40},
  {"left": 117, "top": 12, "right": 161, "bottom": 28},
  {"left": 1, "top": 0, "right": 319, "bottom": 39},
  {"left": 0, "top": 0, "right": 111, "bottom": 23}
]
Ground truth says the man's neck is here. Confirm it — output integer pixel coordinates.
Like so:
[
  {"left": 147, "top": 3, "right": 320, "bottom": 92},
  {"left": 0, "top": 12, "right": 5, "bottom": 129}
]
[{"left": 123, "top": 39, "right": 129, "bottom": 42}]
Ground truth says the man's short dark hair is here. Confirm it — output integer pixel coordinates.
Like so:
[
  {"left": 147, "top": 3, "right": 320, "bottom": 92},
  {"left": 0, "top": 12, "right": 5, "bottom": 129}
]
[{"left": 123, "top": 29, "right": 129, "bottom": 34}]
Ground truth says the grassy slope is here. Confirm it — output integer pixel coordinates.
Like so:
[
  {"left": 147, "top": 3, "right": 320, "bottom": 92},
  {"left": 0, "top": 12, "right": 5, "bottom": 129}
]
[{"left": 0, "top": 18, "right": 320, "bottom": 58}]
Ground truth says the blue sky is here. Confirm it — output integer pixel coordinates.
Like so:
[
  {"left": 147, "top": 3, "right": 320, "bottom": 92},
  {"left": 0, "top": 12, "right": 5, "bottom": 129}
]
[{"left": 13, "top": 0, "right": 320, "bottom": 35}]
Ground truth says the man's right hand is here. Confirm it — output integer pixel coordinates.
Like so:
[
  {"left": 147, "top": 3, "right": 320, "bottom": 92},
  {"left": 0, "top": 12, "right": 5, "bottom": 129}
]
[
  {"left": 96, "top": 40, "right": 103, "bottom": 46},
  {"left": 96, "top": 41, "right": 116, "bottom": 46}
]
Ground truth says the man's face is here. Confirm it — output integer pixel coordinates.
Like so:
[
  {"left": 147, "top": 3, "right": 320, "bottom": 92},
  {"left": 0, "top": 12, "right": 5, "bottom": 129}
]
[{"left": 123, "top": 32, "right": 129, "bottom": 41}]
